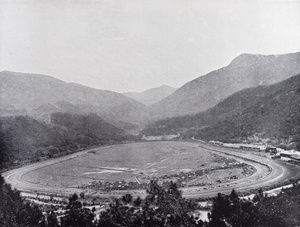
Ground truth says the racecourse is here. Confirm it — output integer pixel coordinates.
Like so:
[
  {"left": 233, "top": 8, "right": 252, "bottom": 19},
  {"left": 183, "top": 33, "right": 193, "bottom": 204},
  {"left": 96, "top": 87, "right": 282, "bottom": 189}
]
[{"left": 3, "top": 141, "right": 299, "bottom": 199}]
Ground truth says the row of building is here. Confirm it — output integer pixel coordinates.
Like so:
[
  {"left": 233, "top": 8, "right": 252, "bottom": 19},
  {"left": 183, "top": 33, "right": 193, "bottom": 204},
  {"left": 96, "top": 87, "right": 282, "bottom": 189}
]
[
  {"left": 209, "top": 140, "right": 266, "bottom": 152},
  {"left": 279, "top": 149, "right": 300, "bottom": 162},
  {"left": 208, "top": 140, "right": 300, "bottom": 163},
  {"left": 141, "top": 133, "right": 180, "bottom": 141}
]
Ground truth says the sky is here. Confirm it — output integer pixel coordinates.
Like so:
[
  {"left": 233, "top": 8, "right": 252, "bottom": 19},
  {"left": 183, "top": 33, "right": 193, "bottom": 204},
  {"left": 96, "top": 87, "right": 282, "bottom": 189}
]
[{"left": 1, "top": 0, "right": 300, "bottom": 93}]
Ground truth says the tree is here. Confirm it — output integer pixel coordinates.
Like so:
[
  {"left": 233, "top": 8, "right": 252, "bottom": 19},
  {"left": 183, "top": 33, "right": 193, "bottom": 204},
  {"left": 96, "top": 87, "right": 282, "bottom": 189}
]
[
  {"left": 229, "top": 189, "right": 241, "bottom": 227},
  {"left": 209, "top": 189, "right": 259, "bottom": 227},
  {"left": 47, "top": 211, "right": 59, "bottom": 227},
  {"left": 209, "top": 193, "right": 230, "bottom": 227},
  {"left": 133, "top": 196, "right": 142, "bottom": 207},
  {"left": 121, "top": 193, "right": 133, "bottom": 204},
  {"left": 98, "top": 181, "right": 198, "bottom": 227},
  {"left": 0, "top": 121, "right": 9, "bottom": 169},
  {"left": 61, "top": 193, "right": 95, "bottom": 227},
  {"left": 0, "top": 174, "right": 44, "bottom": 227}
]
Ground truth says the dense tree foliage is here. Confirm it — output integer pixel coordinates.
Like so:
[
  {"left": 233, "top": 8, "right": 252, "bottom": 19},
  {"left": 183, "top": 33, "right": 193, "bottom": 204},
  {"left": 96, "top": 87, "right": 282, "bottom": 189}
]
[
  {"left": 98, "top": 181, "right": 199, "bottom": 227},
  {"left": 0, "top": 121, "right": 9, "bottom": 167},
  {"left": 209, "top": 190, "right": 259, "bottom": 227},
  {"left": 208, "top": 183, "right": 300, "bottom": 227},
  {"left": 254, "top": 182, "right": 300, "bottom": 227},
  {"left": 0, "top": 175, "right": 43, "bottom": 227},
  {"left": 61, "top": 194, "right": 95, "bottom": 227}
]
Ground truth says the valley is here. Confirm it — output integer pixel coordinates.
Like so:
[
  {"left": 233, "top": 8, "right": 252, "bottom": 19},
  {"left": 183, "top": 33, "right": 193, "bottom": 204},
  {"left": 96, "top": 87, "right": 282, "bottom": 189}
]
[
  {"left": 1, "top": 59, "right": 300, "bottom": 226},
  {"left": 1, "top": 1, "right": 300, "bottom": 225},
  {"left": 1, "top": 54, "right": 300, "bottom": 204}
]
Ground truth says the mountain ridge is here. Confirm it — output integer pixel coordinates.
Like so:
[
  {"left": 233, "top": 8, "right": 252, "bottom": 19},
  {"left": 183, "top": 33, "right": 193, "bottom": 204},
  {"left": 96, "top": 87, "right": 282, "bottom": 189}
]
[
  {"left": 0, "top": 71, "right": 148, "bottom": 129},
  {"left": 149, "top": 52, "right": 300, "bottom": 120}
]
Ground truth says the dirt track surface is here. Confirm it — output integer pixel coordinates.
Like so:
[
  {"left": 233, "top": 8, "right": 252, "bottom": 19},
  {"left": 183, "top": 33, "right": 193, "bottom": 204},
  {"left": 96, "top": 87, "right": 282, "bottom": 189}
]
[
  {"left": 181, "top": 142, "right": 296, "bottom": 198},
  {"left": 3, "top": 141, "right": 299, "bottom": 199}
]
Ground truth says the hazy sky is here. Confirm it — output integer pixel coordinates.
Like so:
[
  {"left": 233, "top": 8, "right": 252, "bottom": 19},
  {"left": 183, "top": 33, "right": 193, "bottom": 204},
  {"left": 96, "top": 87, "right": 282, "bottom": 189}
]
[{"left": 1, "top": 0, "right": 300, "bottom": 93}]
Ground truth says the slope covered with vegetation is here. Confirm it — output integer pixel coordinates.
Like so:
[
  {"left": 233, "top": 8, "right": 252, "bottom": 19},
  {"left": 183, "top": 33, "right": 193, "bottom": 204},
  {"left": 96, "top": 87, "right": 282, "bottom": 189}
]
[
  {"left": 0, "top": 113, "right": 133, "bottom": 170},
  {"left": 143, "top": 74, "right": 300, "bottom": 149}
]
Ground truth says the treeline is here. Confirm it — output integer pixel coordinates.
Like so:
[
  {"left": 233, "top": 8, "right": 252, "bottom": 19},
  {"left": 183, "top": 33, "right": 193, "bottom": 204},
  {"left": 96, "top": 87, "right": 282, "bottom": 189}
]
[
  {"left": 0, "top": 113, "right": 135, "bottom": 170},
  {"left": 2, "top": 174, "right": 300, "bottom": 227}
]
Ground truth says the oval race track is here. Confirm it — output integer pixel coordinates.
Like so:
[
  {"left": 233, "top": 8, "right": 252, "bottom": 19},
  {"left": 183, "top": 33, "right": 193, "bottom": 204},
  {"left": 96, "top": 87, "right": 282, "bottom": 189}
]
[
  {"left": 2, "top": 141, "right": 299, "bottom": 199},
  {"left": 181, "top": 142, "right": 294, "bottom": 198}
]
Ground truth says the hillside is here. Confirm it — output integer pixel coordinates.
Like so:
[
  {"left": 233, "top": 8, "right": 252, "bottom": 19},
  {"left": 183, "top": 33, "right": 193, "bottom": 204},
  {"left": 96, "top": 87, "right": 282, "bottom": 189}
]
[
  {"left": 124, "top": 85, "right": 177, "bottom": 106},
  {"left": 51, "top": 112, "right": 126, "bottom": 142},
  {"left": 149, "top": 52, "right": 300, "bottom": 119},
  {"left": 143, "top": 74, "right": 300, "bottom": 149},
  {"left": 0, "top": 71, "right": 148, "bottom": 129},
  {"left": 0, "top": 113, "right": 132, "bottom": 169}
]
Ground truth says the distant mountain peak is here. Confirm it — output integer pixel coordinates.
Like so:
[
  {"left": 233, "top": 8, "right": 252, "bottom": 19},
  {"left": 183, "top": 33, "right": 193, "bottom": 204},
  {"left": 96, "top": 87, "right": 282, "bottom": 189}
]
[
  {"left": 158, "top": 85, "right": 174, "bottom": 89},
  {"left": 229, "top": 52, "right": 300, "bottom": 66},
  {"left": 229, "top": 53, "right": 263, "bottom": 66},
  {"left": 124, "top": 85, "right": 177, "bottom": 106}
]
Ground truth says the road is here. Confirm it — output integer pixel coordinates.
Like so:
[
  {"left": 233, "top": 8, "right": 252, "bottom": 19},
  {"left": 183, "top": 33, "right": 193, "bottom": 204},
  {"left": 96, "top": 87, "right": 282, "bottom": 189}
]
[{"left": 2, "top": 141, "right": 299, "bottom": 199}]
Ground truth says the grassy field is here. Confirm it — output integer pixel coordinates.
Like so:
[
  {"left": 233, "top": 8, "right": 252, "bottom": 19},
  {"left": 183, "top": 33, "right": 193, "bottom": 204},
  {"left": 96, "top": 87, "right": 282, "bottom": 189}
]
[{"left": 21, "top": 141, "right": 249, "bottom": 191}]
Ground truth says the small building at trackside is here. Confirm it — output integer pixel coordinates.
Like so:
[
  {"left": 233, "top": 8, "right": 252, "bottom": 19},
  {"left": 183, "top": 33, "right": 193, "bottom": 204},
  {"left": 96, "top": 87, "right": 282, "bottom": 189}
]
[
  {"left": 290, "top": 155, "right": 300, "bottom": 163},
  {"left": 280, "top": 150, "right": 300, "bottom": 162}
]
